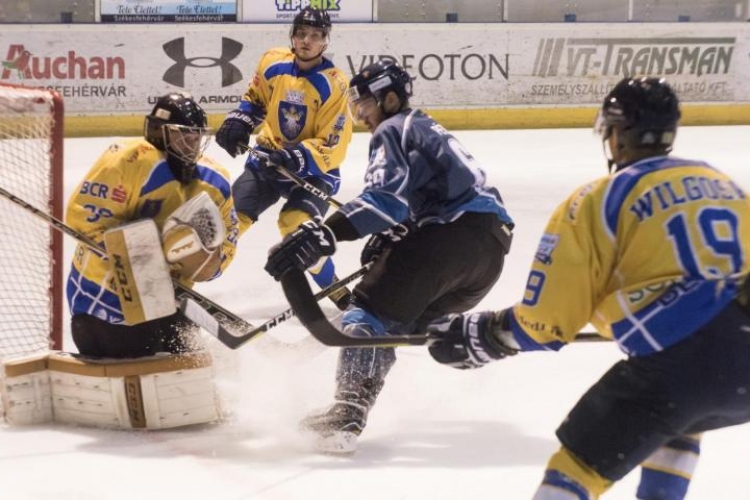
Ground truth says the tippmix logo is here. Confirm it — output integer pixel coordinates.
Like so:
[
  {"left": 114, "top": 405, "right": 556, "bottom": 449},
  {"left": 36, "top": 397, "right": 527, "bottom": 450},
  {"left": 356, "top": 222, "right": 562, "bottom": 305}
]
[{"left": 276, "top": 0, "right": 342, "bottom": 13}]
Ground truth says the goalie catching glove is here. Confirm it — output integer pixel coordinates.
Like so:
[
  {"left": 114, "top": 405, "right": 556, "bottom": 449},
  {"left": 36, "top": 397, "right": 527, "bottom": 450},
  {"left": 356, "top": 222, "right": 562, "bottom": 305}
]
[
  {"left": 427, "top": 309, "right": 520, "bottom": 369},
  {"left": 265, "top": 220, "right": 336, "bottom": 281},
  {"left": 162, "top": 192, "right": 226, "bottom": 282}
]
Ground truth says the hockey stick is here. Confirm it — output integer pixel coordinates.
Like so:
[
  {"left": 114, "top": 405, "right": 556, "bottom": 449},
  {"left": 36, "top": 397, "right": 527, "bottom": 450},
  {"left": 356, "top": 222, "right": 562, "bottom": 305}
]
[
  {"left": 243, "top": 147, "right": 344, "bottom": 208},
  {"left": 281, "top": 269, "right": 610, "bottom": 347},
  {"left": 0, "top": 185, "right": 282, "bottom": 345},
  {"left": 179, "top": 261, "right": 372, "bottom": 349},
  {"left": 0, "top": 185, "right": 371, "bottom": 350}
]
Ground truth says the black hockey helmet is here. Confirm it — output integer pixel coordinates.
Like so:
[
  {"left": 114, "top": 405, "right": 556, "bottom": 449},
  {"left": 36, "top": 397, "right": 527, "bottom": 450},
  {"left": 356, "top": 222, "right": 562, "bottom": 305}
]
[
  {"left": 144, "top": 92, "right": 210, "bottom": 183},
  {"left": 291, "top": 7, "right": 332, "bottom": 37},
  {"left": 595, "top": 77, "right": 680, "bottom": 163},
  {"left": 347, "top": 60, "right": 413, "bottom": 118}
]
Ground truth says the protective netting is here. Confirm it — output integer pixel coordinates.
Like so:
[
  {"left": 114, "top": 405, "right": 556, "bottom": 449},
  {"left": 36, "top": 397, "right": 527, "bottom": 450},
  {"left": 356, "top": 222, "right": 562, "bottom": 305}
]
[{"left": 0, "top": 85, "right": 62, "bottom": 360}]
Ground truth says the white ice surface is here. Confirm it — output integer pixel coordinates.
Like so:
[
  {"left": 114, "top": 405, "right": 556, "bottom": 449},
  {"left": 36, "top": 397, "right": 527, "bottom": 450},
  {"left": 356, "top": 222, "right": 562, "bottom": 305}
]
[{"left": 3, "top": 126, "right": 750, "bottom": 499}]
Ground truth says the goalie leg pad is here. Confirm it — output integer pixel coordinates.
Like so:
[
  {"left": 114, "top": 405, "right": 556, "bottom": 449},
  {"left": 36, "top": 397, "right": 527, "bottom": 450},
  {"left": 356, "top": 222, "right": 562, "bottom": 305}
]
[
  {"left": 2, "top": 352, "right": 222, "bottom": 429},
  {"left": 104, "top": 219, "right": 175, "bottom": 325},
  {"left": 1, "top": 354, "right": 53, "bottom": 425},
  {"left": 48, "top": 351, "right": 222, "bottom": 429}
]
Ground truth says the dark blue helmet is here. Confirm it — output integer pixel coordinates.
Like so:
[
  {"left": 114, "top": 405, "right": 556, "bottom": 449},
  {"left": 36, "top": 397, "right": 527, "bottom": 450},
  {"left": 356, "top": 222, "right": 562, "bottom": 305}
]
[
  {"left": 348, "top": 60, "right": 413, "bottom": 105},
  {"left": 595, "top": 77, "right": 680, "bottom": 153}
]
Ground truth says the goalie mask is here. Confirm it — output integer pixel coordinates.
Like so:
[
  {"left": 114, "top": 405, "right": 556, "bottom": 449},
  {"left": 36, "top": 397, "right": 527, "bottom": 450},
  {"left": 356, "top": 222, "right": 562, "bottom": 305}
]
[
  {"left": 144, "top": 92, "right": 211, "bottom": 184},
  {"left": 347, "top": 60, "right": 413, "bottom": 125},
  {"left": 594, "top": 77, "right": 680, "bottom": 172}
]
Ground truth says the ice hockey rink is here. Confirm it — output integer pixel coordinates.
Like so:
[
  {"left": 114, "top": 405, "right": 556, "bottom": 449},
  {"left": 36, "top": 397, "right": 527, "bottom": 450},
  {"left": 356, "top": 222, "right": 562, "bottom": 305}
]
[{"left": 3, "top": 125, "right": 750, "bottom": 500}]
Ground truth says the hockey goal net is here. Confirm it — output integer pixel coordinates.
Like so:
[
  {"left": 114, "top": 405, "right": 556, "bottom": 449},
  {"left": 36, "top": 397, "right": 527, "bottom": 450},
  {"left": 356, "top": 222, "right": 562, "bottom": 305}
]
[{"left": 0, "top": 84, "right": 63, "bottom": 359}]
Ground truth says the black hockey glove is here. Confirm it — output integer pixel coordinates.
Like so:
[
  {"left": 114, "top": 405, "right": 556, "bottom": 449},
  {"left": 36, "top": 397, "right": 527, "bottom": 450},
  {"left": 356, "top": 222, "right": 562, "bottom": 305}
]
[
  {"left": 265, "top": 221, "right": 337, "bottom": 281},
  {"left": 267, "top": 147, "right": 307, "bottom": 175},
  {"left": 215, "top": 110, "right": 256, "bottom": 158},
  {"left": 360, "top": 224, "right": 410, "bottom": 265},
  {"left": 427, "top": 310, "right": 518, "bottom": 370}
]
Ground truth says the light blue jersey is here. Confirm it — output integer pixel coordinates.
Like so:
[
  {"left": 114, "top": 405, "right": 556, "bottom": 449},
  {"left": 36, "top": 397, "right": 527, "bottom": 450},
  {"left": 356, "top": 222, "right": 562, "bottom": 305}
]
[{"left": 338, "top": 109, "right": 513, "bottom": 236}]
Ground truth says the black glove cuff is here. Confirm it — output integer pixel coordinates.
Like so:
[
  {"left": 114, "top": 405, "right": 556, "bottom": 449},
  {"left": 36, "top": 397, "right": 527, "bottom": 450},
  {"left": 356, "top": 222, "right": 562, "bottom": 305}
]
[
  {"left": 225, "top": 110, "right": 257, "bottom": 131},
  {"left": 325, "top": 211, "right": 360, "bottom": 242},
  {"left": 485, "top": 310, "right": 519, "bottom": 357}
]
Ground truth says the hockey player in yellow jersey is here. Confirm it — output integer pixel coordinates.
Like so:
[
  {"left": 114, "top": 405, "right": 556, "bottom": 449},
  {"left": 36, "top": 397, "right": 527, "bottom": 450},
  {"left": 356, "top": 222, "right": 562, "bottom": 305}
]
[
  {"left": 428, "top": 77, "right": 750, "bottom": 499},
  {"left": 66, "top": 92, "right": 239, "bottom": 358},
  {"left": 215, "top": 6, "right": 353, "bottom": 310}
]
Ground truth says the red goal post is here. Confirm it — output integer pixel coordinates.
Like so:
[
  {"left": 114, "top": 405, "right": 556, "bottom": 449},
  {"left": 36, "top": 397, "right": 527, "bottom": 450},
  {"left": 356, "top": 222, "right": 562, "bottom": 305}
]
[{"left": 0, "top": 83, "right": 64, "bottom": 358}]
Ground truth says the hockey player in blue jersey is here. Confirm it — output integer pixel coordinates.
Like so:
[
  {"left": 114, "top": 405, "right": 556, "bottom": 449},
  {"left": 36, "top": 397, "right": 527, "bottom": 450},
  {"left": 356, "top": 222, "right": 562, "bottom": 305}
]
[
  {"left": 427, "top": 77, "right": 750, "bottom": 499},
  {"left": 264, "top": 60, "right": 514, "bottom": 453}
]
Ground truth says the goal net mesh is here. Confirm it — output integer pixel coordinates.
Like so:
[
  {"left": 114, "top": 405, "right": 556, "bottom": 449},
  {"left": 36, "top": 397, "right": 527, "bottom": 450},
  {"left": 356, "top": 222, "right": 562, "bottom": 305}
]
[{"left": 0, "top": 84, "right": 63, "bottom": 361}]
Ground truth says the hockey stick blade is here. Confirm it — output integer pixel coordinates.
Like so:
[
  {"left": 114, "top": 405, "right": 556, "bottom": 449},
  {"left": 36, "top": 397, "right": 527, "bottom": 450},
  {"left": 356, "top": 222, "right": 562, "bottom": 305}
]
[
  {"left": 281, "top": 268, "right": 610, "bottom": 348},
  {"left": 281, "top": 269, "right": 432, "bottom": 347},
  {"left": 180, "top": 297, "right": 293, "bottom": 349},
  {"left": 181, "top": 263, "right": 372, "bottom": 349}
]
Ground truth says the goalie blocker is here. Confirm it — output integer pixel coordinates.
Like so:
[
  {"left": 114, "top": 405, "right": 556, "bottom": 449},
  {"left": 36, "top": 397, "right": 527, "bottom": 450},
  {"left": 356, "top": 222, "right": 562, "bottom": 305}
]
[{"left": 1, "top": 351, "right": 222, "bottom": 429}]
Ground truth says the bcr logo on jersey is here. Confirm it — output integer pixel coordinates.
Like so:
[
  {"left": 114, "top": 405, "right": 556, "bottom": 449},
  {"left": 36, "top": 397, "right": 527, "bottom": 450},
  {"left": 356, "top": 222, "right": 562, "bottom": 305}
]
[{"left": 79, "top": 182, "right": 109, "bottom": 199}]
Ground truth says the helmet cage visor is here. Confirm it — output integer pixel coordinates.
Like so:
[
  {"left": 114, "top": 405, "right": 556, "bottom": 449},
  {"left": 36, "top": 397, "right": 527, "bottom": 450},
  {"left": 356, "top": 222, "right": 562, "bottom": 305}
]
[{"left": 163, "top": 123, "right": 211, "bottom": 167}]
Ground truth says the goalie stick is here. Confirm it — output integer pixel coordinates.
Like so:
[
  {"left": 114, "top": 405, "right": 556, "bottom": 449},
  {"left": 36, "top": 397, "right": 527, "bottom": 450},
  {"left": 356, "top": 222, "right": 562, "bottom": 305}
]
[
  {"left": 179, "top": 261, "right": 372, "bottom": 349},
  {"left": 0, "top": 185, "right": 374, "bottom": 350},
  {"left": 280, "top": 268, "right": 609, "bottom": 347}
]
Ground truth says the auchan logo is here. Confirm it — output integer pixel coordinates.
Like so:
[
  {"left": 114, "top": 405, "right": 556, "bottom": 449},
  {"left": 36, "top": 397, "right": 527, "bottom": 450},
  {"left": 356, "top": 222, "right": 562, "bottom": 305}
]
[{"left": 1, "top": 44, "right": 125, "bottom": 80}]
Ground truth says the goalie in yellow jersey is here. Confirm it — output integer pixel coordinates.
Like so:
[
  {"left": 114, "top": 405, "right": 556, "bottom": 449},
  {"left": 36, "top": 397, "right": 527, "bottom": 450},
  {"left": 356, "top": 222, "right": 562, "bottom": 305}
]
[
  {"left": 66, "top": 92, "right": 239, "bottom": 359},
  {"left": 428, "top": 77, "right": 750, "bottom": 499},
  {"left": 215, "top": 7, "right": 353, "bottom": 310}
]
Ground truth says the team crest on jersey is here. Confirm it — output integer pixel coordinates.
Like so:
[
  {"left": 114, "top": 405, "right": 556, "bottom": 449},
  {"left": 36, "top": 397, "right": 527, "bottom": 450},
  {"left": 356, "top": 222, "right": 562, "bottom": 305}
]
[
  {"left": 535, "top": 233, "right": 559, "bottom": 265},
  {"left": 278, "top": 101, "right": 306, "bottom": 141}
]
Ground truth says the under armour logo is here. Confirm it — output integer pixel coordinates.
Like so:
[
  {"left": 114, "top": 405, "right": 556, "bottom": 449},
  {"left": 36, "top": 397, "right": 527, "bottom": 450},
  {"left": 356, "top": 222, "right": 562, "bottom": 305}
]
[{"left": 163, "top": 37, "right": 243, "bottom": 87}]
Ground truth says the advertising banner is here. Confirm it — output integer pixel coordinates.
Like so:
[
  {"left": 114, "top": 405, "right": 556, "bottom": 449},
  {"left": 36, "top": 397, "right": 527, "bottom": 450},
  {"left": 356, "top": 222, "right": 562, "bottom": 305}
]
[
  {"left": 0, "top": 23, "right": 747, "bottom": 116},
  {"left": 242, "top": 0, "right": 374, "bottom": 22},
  {"left": 100, "top": 0, "right": 238, "bottom": 23}
]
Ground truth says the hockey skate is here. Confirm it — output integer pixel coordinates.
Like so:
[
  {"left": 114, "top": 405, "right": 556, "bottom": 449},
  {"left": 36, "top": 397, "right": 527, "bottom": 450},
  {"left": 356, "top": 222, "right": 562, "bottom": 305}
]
[
  {"left": 302, "top": 343, "right": 395, "bottom": 454},
  {"left": 299, "top": 399, "right": 368, "bottom": 454}
]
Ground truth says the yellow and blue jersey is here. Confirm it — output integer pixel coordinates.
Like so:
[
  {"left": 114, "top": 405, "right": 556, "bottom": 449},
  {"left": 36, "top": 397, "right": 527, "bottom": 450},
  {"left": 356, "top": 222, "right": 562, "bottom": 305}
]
[
  {"left": 238, "top": 47, "right": 352, "bottom": 193},
  {"left": 66, "top": 138, "right": 239, "bottom": 324},
  {"left": 507, "top": 156, "right": 750, "bottom": 356}
]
